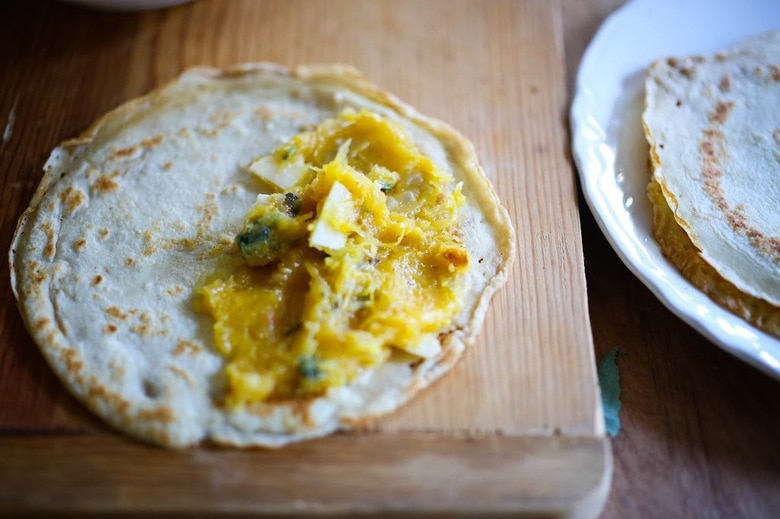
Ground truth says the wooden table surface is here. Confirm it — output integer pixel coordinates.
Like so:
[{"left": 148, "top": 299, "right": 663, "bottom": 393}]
[
  {"left": 0, "top": 0, "right": 778, "bottom": 517},
  {"left": 563, "top": 0, "right": 780, "bottom": 516},
  {"left": 2, "top": 0, "right": 609, "bottom": 516}
]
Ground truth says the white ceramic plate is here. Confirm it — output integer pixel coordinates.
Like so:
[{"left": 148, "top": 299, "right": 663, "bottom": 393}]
[{"left": 570, "top": 0, "right": 780, "bottom": 379}]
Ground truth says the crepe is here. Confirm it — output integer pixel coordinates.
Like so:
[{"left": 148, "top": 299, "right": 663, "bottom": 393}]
[
  {"left": 643, "top": 32, "right": 780, "bottom": 337},
  {"left": 9, "top": 64, "right": 515, "bottom": 447}
]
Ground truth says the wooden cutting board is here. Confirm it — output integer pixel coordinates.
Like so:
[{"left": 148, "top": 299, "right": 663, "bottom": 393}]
[{"left": 0, "top": 0, "right": 610, "bottom": 515}]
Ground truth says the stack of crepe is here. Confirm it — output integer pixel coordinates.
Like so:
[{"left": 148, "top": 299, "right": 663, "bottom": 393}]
[{"left": 643, "top": 31, "right": 780, "bottom": 338}]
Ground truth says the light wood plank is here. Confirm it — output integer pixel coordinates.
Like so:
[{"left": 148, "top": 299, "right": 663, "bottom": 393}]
[
  {"left": 1, "top": 0, "right": 600, "bottom": 436},
  {"left": 0, "top": 0, "right": 612, "bottom": 514},
  {"left": 0, "top": 434, "right": 611, "bottom": 517}
]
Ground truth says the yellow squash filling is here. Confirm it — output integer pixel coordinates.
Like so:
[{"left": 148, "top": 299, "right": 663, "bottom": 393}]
[{"left": 196, "top": 110, "right": 469, "bottom": 406}]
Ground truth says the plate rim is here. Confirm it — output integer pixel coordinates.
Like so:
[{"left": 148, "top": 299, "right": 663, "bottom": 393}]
[{"left": 570, "top": 0, "right": 780, "bottom": 379}]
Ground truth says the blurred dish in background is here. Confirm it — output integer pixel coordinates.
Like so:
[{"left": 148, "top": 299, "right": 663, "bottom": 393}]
[{"left": 60, "top": 0, "right": 193, "bottom": 11}]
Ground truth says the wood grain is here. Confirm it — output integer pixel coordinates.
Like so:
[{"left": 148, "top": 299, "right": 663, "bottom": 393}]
[
  {"left": 0, "top": 434, "right": 610, "bottom": 517},
  {"left": 0, "top": 0, "right": 608, "bottom": 516},
  {"left": 0, "top": 0, "right": 600, "bottom": 435}
]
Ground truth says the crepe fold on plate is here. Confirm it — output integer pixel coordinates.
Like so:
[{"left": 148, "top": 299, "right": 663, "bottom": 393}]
[
  {"left": 643, "top": 31, "right": 780, "bottom": 338},
  {"left": 9, "top": 64, "right": 515, "bottom": 447}
]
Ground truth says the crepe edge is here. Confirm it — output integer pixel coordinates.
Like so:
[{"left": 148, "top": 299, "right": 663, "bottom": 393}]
[
  {"left": 641, "top": 34, "right": 780, "bottom": 339},
  {"left": 646, "top": 180, "right": 780, "bottom": 337},
  {"left": 8, "top": 63, "right": 516, "bottom": 448}
]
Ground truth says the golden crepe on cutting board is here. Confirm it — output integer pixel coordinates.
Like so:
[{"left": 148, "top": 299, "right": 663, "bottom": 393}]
[
  {"left": 643, "top": 31, "right": 780, "bottom": 337},
  {"left": 9, "top": 64, "right": 515, "bottom": 447}
]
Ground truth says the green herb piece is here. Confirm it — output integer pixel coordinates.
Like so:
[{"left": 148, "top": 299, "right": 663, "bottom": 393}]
[
  {"left": 280, "top": 145, "right": 296, "bottom": 161},
  {"left": 297, "top": 356, "right": 322, "bottom": 380},
  {"left": 284, "top": 192, "right": 302, "bottom": 216},
  {"left": 237, "top": 218, "right": 275, "bottom": 265},
  {"left": 597, "top": 348, "right": 622, "bottom": 437},
  {"left": 285, "top": 322, "right": 303, "bottom": 336},
  {"left": 237, "top": 211, "right": 301, "bottom": 266}
]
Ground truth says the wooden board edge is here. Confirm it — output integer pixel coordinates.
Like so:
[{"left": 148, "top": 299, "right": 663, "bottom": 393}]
[{"left": 0, "top": 432, "right": 611, "bottom": 517}]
